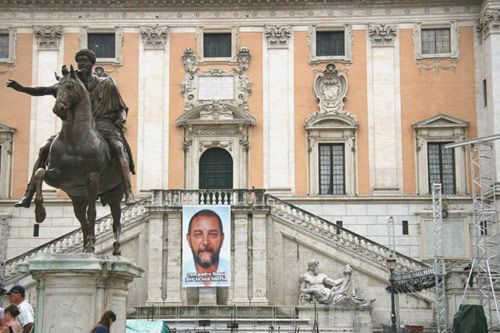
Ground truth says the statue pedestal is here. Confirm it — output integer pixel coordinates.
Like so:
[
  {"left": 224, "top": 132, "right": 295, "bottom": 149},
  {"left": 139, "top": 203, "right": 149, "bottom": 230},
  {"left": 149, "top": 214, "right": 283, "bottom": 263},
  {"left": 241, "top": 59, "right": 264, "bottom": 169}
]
[
  {"left": 18, "top": 253, "right": 143, "bottom": 333},
  {"left": 297, "top": 304, "right": 372, "bottom": 333}
]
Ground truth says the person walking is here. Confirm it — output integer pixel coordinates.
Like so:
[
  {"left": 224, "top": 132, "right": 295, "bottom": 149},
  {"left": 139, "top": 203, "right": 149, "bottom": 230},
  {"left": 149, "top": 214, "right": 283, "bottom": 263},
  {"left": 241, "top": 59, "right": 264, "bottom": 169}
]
[{"left": 90, "top": 310, "right": 116, "bottom": 333}]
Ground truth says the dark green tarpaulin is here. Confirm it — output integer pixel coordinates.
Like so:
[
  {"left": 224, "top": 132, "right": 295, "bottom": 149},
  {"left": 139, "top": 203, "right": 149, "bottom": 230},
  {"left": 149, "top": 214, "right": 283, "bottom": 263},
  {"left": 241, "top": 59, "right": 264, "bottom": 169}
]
[{"left": 452, "top": 304, "right": 488, "bottom": 333}]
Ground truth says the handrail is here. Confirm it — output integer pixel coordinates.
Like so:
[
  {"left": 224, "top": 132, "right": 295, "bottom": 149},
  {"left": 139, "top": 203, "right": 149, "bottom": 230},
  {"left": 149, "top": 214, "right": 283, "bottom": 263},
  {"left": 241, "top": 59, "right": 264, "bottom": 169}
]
[
  {"left": 266, "top": 194, "right": 428, "bottom": 272},
  {"left": 3, "top": 197, "right": 149, "bottom": 284}
]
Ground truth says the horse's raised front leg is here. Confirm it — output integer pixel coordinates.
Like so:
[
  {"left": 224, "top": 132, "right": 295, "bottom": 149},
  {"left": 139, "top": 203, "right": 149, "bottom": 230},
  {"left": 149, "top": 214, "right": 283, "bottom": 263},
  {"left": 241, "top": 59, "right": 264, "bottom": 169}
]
[
  {"left": 109, "top": 196, "right": 123, "bottom": 256},
  {"left": 86, "top": 172, "right": 99, "bottom": 253},
  {"left": 34, "top": 168, "right": 47, "bottom": 223}
]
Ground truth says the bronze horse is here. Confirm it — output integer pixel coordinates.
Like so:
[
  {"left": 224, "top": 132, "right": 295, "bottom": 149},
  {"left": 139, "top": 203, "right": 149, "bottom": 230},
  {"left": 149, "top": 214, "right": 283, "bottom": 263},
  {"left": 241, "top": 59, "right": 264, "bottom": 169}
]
[{"left": 34, "top": 65, "right": 124, "bottom": 255}]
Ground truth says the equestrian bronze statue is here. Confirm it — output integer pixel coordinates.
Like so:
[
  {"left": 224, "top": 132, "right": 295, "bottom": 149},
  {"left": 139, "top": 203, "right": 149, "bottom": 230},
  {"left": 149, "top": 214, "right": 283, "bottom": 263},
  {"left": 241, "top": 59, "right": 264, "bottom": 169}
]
[{"left": 7, "top": 49, "right": 135, "bottom": 255}]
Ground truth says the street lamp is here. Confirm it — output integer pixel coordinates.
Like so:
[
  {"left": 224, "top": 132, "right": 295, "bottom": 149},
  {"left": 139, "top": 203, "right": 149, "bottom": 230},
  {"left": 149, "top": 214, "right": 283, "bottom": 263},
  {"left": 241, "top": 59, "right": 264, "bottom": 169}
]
[{"left": 387, "top": 254, "right": 397, "bottom": 333}]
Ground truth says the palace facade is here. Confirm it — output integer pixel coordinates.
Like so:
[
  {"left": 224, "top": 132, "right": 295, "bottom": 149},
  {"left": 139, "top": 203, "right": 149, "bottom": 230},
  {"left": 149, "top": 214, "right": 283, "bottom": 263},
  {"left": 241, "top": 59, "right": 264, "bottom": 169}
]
[{"left": 1, "top": 0, "right": 499, "bottom": 330}]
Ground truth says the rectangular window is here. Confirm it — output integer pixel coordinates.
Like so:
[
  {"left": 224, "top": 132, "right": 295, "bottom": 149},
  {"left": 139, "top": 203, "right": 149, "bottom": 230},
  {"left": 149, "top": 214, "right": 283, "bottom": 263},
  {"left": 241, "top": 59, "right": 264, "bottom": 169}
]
[
  {"left": 481, "top": 220, "right": 488, "bottom": 236},
  {"left": 402, "top": 220, "right": 409, "bottom": 235},
  {"left": 33, "top": 224, "right": 39, "bottom": 237},
  {"left": 428, "top": 142, "right": 456, "bottom": 194},
  {"left": 421, "top": 28, "right": 450, "bottom": 54},
  {"left": 203, "top": 33, "right": 232, "bottom": 58},
  {"left": 319, "top": 144, "right": 345, "bottom": 195},
  {"left": 88, "top": 33, "right": 115, "bottom": 59},
  {"left": 336, "top": 221, "right": 343, "bottom": 234},
  {"left": 0, "top": 34, "right": 9, "bottom": 59},
  {"left": 483, "top": 79, "right": 488, "bottom": 107},
  {"left": 316, "top": 31, "right": 345, "bottom": 57}
]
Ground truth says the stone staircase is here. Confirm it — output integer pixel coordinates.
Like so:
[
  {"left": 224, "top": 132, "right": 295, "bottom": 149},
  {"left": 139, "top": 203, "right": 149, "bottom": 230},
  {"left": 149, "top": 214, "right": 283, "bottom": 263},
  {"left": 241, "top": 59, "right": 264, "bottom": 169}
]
[
  {"left": 3, "top": 198, "right": 148, "bottom": 285},
  {"left": 266, "top": 195, "right": 428, "bottom": 273},
  {"left": 4, "top": 190, "right": 427, "bottom": 289}
]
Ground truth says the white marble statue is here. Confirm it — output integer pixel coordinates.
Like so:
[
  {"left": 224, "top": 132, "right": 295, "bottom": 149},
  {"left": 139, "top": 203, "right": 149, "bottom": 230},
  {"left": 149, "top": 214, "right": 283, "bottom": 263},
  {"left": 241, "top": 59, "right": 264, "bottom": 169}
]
[{"left": 299, "top": 259, "right": 371, "bottom": 306}]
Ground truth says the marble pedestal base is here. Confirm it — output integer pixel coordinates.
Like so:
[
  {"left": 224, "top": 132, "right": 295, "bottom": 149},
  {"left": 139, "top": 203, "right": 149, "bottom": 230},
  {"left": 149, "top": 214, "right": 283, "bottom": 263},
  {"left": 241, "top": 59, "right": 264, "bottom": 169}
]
[
  {"left": 297, "top": 304, "right": 372, "bottom": 333},
  {"left": 18, "top": 253, "right": 143, "bottom": 333}
]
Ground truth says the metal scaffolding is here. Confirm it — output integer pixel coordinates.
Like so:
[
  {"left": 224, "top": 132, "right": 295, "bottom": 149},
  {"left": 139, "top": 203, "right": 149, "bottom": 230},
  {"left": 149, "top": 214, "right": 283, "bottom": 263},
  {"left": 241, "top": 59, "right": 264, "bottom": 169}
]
[
  {"left": 432, "top": 183, "right": 447, "bottom": 332},
  {"left": 0, "top": 217, "right": 8, "bottom": 287},
  {"left": 446, "top": 134, "right": 500, "bottom": 330}
]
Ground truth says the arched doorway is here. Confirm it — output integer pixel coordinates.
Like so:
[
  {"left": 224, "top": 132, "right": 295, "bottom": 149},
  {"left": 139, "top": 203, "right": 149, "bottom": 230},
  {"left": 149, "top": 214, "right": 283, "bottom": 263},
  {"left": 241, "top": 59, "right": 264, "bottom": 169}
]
[{"left": 199, "top": 148, "right": 233, "bottom": 189}]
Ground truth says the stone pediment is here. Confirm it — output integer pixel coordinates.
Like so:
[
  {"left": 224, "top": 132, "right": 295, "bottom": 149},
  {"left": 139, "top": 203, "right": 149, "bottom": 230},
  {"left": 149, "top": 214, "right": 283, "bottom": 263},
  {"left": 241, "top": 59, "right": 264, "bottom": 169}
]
[
  {"left": 176, "top": 101, "right": 256, "bottom": 126},
  {"left": 0, "top": 123, "right": 15, "bottom": 133},
  {"left": 305, "top": 111, "right": 357, "bottom": 130},
  {"left": 412, "top": 113, "right": 469, "bottom": 130}
]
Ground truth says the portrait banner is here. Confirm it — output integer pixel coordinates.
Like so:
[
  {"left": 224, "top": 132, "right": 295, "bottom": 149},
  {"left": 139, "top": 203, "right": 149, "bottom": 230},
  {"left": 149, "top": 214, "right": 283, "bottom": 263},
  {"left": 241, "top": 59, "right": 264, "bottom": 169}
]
[{"left": 182, "top": 205, "right": 231, "bottom": 287}]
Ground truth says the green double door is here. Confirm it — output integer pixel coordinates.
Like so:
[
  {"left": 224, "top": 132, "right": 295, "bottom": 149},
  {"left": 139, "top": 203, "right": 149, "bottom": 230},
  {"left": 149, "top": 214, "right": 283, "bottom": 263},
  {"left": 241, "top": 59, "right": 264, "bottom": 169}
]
[{"left": 199, "top": 148, "right": 233, "bottom": 189}]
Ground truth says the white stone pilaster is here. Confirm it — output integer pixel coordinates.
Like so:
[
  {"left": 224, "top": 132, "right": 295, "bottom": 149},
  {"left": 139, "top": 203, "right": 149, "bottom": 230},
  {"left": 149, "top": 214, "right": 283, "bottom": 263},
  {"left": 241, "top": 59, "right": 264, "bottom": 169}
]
[
  {"left": 478, "top": 8, "right": 500, "bottom": 181},
  {"left": 232, "top": 212, "right": 249, "bottom": 304},
  {"left": 165, "top": 211, "right": 182, "bottom": 304},
  {"left": 138, "top": 25, "right": 169, "bottom": 191},
  {"left": 29, "top": 26, "right": 63, "bottom": 190},
  {"left": 263, "top": 25, "right": 295, "bottom": 194},
  {"left": 146, "top": 212, "right": 164, "bottom": 304},
  {"left": 251, "top": 211, "right": 268, "bottom": 305},
  {"left": 367, "top": 24, "right": 402, "bottom": 194}
]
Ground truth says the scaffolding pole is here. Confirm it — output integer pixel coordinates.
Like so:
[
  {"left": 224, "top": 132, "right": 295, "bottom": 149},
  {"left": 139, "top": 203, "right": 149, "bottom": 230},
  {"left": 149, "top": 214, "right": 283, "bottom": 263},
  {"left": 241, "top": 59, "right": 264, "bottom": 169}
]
[
  {"left": 432, "top": 183, "right": 448, "bottom": 332},
  {"left": 446, "top": 137, "right": 500, "bottom": 330},
  {"left": 0, "top": 217, "right": 9, "bottom": 287}
]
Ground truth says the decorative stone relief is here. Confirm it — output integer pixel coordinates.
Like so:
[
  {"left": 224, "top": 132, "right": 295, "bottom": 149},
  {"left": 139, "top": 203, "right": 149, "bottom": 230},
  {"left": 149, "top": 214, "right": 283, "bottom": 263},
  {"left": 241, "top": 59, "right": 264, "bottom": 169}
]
[
  {"left": 368, "top": 24, "right": 397, "bottom": 45},
  {"left": 140, "top": 24, "right": 168, "bottom": 49},
  {"left": 200, "top": 100, "right": 233, "bottom": 120},
  {"left": 313, "top": 63, "right": 348, "bottom": 115},
  {"left": 478, "top": 9, "right": 500, "bottom": 38},
  {"left": 33, "top": 25, "right": 63, "bottom": 50},
  {"left": 265, "top": 25, "right": 292, "bottom": 49},
  {"left": 417, "top": 60, "right": 457, "bottom": 74},
  {"left": 180, "top": 47, "right": 252, "bottom": 114}
]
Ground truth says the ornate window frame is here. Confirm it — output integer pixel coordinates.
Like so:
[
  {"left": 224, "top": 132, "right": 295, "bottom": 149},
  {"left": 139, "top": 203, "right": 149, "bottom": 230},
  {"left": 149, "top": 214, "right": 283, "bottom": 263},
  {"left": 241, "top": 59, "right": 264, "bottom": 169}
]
[
  {"left": 177, "top": 47, "right": 255, "bottom": 189},
  {"left": 80, "top": 26, "right": 123, "bottom": 64},
  {"left": 413, "top": 21, "right": 459, "bottom": 60},
  {"left": 306, "top": 114, "right": 357, "bottom": 196},
  {"left": 197, "top": 27, "right": 240, "bottom": 63},
  {"left": 0, "top": 27, "right": 16, "bottom": 64},
  {"left": 0, "top": 124, "right": 15, "bottom": 198},
  {"left": 413, "top": 114, "right": 468, "bottom": 196},
  {"left": 308, "top": 25, "right": 353, "bottom": 63}
]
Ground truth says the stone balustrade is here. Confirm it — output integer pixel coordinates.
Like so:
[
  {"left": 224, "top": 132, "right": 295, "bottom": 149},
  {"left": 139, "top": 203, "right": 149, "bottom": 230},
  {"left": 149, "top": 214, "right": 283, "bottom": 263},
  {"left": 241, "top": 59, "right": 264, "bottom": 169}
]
[
  {"left": 150, "top": 189, "right": 266, "bottom": 207},
  {"left": 4, "top": 199, "right": 148, "bottom": 284},
  {"left": 266, "top": 194, "right": 427, "bottom": 273}
]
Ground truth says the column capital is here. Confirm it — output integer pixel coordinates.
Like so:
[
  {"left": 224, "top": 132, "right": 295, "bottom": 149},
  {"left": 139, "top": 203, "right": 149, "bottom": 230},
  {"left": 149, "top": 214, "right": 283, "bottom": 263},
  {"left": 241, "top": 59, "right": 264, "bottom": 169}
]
[
  {"left": 478, "top": 9, "right": 500, "bottom": 38},
  {"left": 33, "top": 25, "right": 63, "bottom": 50},
  {"left": 265, "top": 25, "right": 292, "bottom": 49},
  {"left": 368, "top": 24, "right": 397, "bottom": 46},
  {"left": 141, "top": 24, "right": 168, "bottom": 50}
]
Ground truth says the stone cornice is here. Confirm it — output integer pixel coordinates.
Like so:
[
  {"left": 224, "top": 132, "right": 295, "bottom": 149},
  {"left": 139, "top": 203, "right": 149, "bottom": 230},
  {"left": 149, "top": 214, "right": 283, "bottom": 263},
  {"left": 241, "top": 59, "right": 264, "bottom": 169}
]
[{"left": 0, "top": 0, "right": 481, "bottom": 12}]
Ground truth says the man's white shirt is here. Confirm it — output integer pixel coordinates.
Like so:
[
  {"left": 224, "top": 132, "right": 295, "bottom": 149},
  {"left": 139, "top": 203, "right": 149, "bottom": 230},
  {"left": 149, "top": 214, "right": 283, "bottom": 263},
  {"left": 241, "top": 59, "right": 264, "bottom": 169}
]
[{"left": 17, "top": 300, "right": 34, "bottom": 328}]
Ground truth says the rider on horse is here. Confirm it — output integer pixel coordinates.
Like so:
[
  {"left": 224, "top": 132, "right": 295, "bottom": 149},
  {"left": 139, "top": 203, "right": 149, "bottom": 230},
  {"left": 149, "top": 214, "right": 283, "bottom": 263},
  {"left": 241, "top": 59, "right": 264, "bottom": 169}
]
[{"left": 7, "top": 49, "right": 136, "bottom": 206}]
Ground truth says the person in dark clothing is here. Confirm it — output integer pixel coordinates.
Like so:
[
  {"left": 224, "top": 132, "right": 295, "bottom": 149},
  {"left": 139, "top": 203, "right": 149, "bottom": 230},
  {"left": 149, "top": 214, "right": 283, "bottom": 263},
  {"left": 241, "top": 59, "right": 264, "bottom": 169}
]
[{"left": 91, "top": 310, "right": 116, "bottom": 333}]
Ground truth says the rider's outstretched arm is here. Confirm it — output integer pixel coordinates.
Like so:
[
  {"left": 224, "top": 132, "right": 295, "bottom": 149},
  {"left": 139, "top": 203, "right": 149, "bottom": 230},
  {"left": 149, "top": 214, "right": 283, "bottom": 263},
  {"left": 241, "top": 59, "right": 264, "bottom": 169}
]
[{"left": 7, "top": 79, "right": 57, "bottom": 97}]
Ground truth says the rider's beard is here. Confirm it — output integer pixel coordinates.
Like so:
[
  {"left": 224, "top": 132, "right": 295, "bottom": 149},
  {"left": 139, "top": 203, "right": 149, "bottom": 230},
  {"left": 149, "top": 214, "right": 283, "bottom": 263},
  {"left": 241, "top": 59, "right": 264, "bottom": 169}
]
[{"left": 191, "top": 245, "right": 221, "bottom": 269}]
